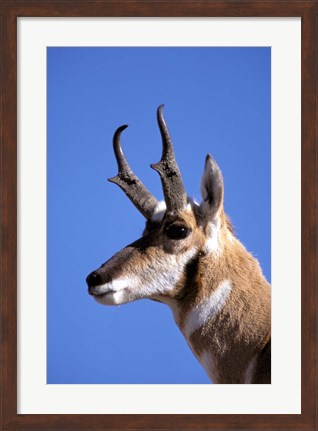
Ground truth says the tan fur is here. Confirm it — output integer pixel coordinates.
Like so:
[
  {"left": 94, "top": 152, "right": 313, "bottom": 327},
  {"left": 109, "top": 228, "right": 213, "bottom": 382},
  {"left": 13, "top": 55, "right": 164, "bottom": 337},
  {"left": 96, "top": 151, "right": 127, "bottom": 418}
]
[
  {"left": 88, "top": 203, "right": 271, "bottom": 383},
  {"left": 88, "top": 177, "right": 271, "bottom": 383}
]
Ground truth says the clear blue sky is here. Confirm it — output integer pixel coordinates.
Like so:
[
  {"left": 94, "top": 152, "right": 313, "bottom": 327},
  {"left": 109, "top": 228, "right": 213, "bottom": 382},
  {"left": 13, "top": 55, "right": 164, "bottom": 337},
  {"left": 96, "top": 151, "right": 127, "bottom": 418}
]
[{"left": 47, "top": 47, "right": 270, "bottom": 384}]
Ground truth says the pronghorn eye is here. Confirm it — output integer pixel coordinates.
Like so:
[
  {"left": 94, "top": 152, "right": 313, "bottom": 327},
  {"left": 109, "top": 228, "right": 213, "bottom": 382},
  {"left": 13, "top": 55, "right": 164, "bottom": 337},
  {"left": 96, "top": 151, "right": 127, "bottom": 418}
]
[{"left": 165, "top": 224, "right": 190, "bottom": 240}]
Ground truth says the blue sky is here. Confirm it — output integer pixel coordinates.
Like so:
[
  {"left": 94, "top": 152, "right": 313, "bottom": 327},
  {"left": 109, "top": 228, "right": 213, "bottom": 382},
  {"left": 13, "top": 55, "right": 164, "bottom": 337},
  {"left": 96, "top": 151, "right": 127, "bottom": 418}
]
[{"left": 47, "top": 47, "right": 270, "bottom": 384}]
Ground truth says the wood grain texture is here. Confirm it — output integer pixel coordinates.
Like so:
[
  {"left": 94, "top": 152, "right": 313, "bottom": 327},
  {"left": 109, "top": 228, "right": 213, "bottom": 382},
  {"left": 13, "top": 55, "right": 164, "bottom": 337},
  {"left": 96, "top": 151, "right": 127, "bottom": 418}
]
[{"left": 1, "top": 1, "right": 317, "bottom": 430}]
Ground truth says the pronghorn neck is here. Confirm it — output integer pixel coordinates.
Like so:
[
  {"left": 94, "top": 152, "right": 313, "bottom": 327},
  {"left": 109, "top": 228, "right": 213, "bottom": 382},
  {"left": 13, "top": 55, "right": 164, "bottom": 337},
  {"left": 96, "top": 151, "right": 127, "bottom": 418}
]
[{"left": 160, "top": 235, "right": 271, "bottom": 384}]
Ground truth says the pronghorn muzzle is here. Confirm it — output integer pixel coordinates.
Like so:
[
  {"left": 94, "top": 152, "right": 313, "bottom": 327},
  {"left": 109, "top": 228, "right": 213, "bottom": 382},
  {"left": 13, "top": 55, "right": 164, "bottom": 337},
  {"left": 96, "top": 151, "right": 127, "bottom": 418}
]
[
  {"left": 86, "top": 245, "right": 136, "bottom": 296},
  {"left": 86, "top": 271, "right": 111, "bottom": 295}
]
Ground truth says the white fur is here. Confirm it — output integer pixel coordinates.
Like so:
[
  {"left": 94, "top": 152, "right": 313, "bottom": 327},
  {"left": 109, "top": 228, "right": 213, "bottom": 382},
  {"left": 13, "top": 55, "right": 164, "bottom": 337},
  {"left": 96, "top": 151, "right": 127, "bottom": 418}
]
[
  {"left": 152, "top": 200, "right": 192, "bottom": 222},
  {"left": 141, "top": 248, "right": 198, "bottom": 299},
  {"left": 151, "top": 200, "right": 166, "bottom": 222},
  {"left": 92, "top": 277, "right": 139, "bottom": 306},
  {"left": 185, "top": 202, "right": 192, "bottom": 212},
  {"left": 94, "top": 289, "right": 126, "bottom": 306},
  {"left": 203, "top": 237, "right": 219, "bottom": 254},
  {"left": 182, "top": 279, "right": 232, "bottom": 339},
  {"left": 94, "top": 249, "right": 198, "bottom": 306},
  {"left": 92, "top": 277, "right": 138, "bottom": 295},
  {"left": 202, "top": 218, "right": 221, "bottom": 255},
  {"left": 227, "top": 230, "right": 235, "bottom": 243}
]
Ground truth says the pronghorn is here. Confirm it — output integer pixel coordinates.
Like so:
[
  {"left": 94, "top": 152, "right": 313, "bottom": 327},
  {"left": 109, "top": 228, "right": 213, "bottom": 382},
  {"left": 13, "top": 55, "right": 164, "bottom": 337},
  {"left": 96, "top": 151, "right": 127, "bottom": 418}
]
[{"left": 86, "top": 105, "right": 271, "bottom": 384}]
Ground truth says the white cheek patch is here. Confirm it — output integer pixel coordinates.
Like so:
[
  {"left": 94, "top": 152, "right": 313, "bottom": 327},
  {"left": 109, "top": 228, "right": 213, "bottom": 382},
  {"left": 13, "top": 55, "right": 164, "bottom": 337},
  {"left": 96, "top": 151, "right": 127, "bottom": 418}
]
[
  {"left": 137, "top": 248, "right": 199, "bottom": 299},
  {"left": 182, "top": 279, "right": 232, "bottom": 339},
  {"left": 176, "top": 248, "right": 198, "bottom": 265},
  {"left": 93, "top": 249, "right": 199, "bottom": 306}
]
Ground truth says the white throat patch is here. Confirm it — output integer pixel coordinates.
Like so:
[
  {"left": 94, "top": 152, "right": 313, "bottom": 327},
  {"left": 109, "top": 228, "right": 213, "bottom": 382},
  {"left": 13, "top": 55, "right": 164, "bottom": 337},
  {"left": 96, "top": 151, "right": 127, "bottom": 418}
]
[{"left": 182, "top": 279, "right": 232, "bottom": 339}]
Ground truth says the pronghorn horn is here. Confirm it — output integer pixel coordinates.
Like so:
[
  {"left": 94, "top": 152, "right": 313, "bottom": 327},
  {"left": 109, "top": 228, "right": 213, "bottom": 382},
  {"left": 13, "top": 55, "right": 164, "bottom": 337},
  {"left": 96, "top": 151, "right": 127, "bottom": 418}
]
[
  {"left": 108, "top": 125, "right": 159, "bottom": 220},
  {"left": 150, "top": 105, "right": 187, "bottom": 212}
]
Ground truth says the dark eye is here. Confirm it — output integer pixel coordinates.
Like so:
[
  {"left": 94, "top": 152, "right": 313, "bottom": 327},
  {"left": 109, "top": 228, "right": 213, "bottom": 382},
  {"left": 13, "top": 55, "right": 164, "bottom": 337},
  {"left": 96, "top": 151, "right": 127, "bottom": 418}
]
[{"left": 165, "top": 224, "right": 190, "bottom": 240}]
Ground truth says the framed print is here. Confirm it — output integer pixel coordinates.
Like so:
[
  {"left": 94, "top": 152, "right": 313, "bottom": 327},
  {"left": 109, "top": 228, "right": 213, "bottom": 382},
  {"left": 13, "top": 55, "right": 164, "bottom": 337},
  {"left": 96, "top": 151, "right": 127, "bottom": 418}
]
[{"left": 1, "top": 1, "right": 317, "bottom": 430}]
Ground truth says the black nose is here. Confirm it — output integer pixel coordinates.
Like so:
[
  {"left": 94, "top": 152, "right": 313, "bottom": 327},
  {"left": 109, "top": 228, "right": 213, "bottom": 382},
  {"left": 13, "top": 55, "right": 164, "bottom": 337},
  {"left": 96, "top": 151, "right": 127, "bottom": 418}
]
[{"left": 86, "top": 271, "right": 103, "bottom": 287}]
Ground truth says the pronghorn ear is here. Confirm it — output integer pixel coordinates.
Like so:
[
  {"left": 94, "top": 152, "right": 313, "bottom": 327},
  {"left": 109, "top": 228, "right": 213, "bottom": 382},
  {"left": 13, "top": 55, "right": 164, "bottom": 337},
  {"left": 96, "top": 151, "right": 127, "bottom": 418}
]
[{"left": 200, "top": 154, "right": 224, "bottom": 219}]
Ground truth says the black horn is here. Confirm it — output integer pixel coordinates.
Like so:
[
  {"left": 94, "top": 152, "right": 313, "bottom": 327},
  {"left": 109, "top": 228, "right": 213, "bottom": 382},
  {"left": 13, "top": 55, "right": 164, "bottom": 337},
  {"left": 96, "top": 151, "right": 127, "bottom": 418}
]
[
  {"left": 108, "top": 125, "right": 159, "bottom": 220},
  {"left": 150, "top": 105, "right": 187, "bottom": 212}
]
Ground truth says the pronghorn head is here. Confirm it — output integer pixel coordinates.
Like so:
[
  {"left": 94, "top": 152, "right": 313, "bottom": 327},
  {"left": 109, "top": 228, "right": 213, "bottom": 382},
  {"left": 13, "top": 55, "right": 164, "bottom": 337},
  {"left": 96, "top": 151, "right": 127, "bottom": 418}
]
[{"left": 86, "top": 105, "right": 231, "bottom": 307}]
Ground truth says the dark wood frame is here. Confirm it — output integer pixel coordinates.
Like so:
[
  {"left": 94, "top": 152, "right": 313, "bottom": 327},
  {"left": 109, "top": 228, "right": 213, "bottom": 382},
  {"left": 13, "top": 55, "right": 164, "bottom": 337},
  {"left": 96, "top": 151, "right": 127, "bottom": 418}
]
[{"left": 1, "top": 1, "right": 316, "bottom": 430}]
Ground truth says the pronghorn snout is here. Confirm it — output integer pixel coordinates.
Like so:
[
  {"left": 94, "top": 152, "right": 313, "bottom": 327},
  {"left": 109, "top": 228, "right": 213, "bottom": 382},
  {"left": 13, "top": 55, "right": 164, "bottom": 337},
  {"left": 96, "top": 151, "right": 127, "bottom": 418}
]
[
  {"left": 86, "top": 270, "right": 112, "bottom": 294},
  {"left": 86, "top": 271, "right": 102, "bottom": 287}
]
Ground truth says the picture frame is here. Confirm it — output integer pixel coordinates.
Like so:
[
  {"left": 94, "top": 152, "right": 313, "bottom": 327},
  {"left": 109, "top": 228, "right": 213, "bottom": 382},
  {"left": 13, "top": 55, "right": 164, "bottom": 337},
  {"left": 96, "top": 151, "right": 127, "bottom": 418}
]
[{"left": 1, "top": 1, "right": 316, "bottom": 430}]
